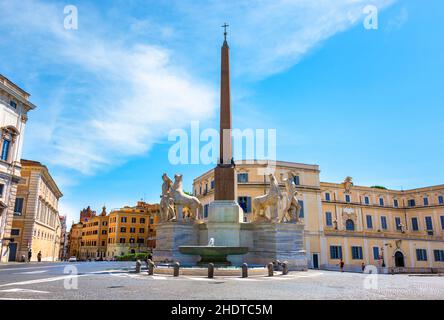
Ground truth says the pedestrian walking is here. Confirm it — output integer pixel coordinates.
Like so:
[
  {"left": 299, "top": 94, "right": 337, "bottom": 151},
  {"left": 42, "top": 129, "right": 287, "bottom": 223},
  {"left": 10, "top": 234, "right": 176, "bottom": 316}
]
[
  {"left": 37, "top": 251, "right": 42, "bottom": 262},
  {"left": 27, "top": 249, "right": 32, "bottom": 262},
  {"left": 361, "top": 262, "right": 366, "bottom": 272},
  {"left": 339, "top": 259, "right": 345, "bottom": 272}
]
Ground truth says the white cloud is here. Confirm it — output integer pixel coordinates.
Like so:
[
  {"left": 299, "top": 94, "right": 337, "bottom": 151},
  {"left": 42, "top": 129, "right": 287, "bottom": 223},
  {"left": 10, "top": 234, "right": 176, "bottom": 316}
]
[
  {"left": 386, "top": 6, "right": 409, "bottom": 31},
  {"left": 1, "top": 0, "right": 398, "bottom": 175},
  {"left": 172, "top": 0, "right": 397, "bottom": 78}
]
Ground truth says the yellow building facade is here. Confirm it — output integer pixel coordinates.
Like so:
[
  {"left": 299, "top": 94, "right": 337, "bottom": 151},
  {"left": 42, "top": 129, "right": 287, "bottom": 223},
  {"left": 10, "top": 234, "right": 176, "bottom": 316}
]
[
  {"left": 79, "top": 207, "right": 109, "bottom": 260},
  {"left": 106, "top": 202, "right": 159, "bottom": 258},
  {"left": 193, "top": 160, "right": 444, "bottom": 273},
  {"left": 10, "top": 159, "right": 63, "bottom": 262},
  {"left": 68, "top": 202, "right": 160, "bottom": 260},
  {"left": 67, "top": 222, "right": 83, "bottom": 259}
]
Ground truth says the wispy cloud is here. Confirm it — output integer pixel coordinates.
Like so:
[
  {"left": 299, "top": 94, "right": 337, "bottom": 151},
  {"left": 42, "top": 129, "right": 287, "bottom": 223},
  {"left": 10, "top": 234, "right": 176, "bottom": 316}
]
[{"left": 0, "top": 0, "right": 397, "bottom": 176}]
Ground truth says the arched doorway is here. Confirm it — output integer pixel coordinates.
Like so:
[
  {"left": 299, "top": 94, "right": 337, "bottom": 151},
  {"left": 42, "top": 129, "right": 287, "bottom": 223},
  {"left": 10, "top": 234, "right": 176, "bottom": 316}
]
[
  {"left": 345, "top": 219, "right": 355, "bottom": 231},
  {"left": 394, "top": 251, "right": 405, "bottom": 267}
]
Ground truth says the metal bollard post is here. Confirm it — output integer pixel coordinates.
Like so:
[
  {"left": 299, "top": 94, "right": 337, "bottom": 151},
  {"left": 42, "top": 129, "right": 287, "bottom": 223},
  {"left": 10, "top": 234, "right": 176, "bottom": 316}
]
[
  {"left": 242, "top": 263, "right": 248, "bottom": 278},
  {"left": 267, "top": 262, "right": 274, "bottom": 277},
  {"left": 148, "top": 260, "right": 155, "bottom": 275},
  {"left": 173, "top": 262, "right": 180, "bottom": 277},
  {"left": 282, "top": 261, "right": 289, "bottom": 275},
  {"left": 208, "top": 263, "right": 214, "bottom": 278},
  {"left": 135, "top": 260, "right": 141, "bottom": 273}
]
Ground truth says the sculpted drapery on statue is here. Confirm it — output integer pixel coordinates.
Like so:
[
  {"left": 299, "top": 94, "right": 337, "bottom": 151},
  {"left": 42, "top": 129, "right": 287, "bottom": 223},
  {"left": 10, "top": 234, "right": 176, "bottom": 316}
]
[
  {"left": 252, "top": 173, "right": 301, "bottom": 223},
  {"left": 160, "top": 173, "right": 176, "bottom": 222}
]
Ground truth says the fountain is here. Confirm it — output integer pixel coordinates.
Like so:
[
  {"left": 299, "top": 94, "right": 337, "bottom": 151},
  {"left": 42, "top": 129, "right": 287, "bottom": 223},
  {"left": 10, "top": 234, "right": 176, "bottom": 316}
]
[{"left": 179, "top": 238, "right": 249, "bottom": 266}]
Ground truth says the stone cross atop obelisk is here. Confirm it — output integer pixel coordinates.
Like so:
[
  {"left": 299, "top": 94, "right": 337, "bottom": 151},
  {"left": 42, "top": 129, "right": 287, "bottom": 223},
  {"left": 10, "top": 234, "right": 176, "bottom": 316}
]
[{"left": 214, "top": 23, "right": 237, "bottom": 201}]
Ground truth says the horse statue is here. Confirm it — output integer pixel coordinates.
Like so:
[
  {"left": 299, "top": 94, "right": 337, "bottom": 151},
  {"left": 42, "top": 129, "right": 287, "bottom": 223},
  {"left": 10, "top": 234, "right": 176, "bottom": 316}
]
[
  {"left": 279, "top": 172, "right": 301, "bottom": 223},
  {"left": 172, "top": 174, "right": 202, "bottom": 221},
  {"left": 252, "top": 173, "right": 283, "bottom": 222},
  {"left": 160, "top": 173, "right": 176, "bottom": 222}
]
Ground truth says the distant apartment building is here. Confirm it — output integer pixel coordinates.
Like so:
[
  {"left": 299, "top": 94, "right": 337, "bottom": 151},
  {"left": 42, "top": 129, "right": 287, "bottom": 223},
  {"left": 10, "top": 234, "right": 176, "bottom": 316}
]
[
  {"left": 0, "top": 75, "right": 36, "bottom": 262},
  {"left": 59, "top": 215, "right": 68, "bottom": 260},
  {"left": 67, "top": 222, "right": 83, "bottom": 259},
  {"left": 9, "top": 159, "right": 63, "bottom": 261},
  {"left": 68, "top": 202, "right": 160, "bottom": 260},
  {"left": 79, "top": 206, "right": 109, "bottom": 260}
]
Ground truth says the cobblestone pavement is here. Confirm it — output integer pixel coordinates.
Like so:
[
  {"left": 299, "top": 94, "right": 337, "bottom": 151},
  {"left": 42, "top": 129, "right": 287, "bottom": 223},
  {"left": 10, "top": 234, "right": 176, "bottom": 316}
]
[{"left": 0, "top": 261, "right": 443, "bottom": 300}]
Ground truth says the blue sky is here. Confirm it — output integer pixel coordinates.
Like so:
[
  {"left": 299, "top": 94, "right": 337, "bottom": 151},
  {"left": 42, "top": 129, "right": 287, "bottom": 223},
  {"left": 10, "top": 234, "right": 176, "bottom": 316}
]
[{"left": 1, "top": 0, "right": 443, "bottom": 227}]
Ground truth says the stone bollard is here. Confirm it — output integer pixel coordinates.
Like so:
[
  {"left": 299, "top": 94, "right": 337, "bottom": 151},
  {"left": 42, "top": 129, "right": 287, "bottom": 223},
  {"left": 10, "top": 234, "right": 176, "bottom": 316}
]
[
  {"left": 135, "top": 260, "right": 141, "bottom": 273},
  {"left": 173, "top": 262, "right": 180, "bottom": 277},
  {"left": 242, "top": 263, "right": 248, "bottom": 278},
  {"left": 267, "top": 262, "right": 274, "bottom": 277},
  {"left": 282, "top": 261, "right": 289, "bottom": 275},
  {"left": 208, "top": 263, "right": 214, "bottom": 278},
  {"left": 148, "top": 260, "right": 155, "bottom": 275}
]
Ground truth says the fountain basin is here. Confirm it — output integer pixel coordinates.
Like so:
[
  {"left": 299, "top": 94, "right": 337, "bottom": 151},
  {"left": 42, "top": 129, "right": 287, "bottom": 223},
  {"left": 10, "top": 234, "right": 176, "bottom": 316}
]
[{"left": 179, "top": 246, "right": 249, "bottom": 266}]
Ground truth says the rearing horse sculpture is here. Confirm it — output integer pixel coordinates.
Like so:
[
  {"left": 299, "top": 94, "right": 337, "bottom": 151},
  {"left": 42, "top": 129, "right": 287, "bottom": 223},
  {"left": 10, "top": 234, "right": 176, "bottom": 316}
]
[{"left": 252, "top": 173, "right": 282, "bottom": 222}]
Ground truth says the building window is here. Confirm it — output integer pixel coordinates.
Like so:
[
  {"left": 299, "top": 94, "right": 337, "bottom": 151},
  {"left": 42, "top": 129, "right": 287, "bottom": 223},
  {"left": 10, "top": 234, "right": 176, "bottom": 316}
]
[
  {"left": 345, "top": 219, "right": 355, "bottom": 231},
  {"left": 330, "top": 246, "right": 342, "bottom": 260},
  {"left": 121, "top": 217, "right": 127, "bottom": 223},
  {"left": 325, "top": 193, "right": 330, "bottom": 201},
  {"left": 345, "top": 194, "right": 351, "bottom": 203},
  {"left": 129, "top": 227, "right": 136, "bottom": 233},
  {"left": 439, "top": 196, "right": 444, "bottom": 205},
  {"left": 119, "top": 238, "right": 125, "bottom": 244},
  {"left": 434, "top": 250, "right": 444, "bottom": 262},
  {"left": 373, "top": 247, "right": 379, "bottom": 260},
  {"left": 120, "top": 227, "right": 126, "bottom": 233},
  {"left": 139, "top": 228, "right": 145, "bottom": 233},
  {"left": 204, "top": 204, "right": 209, "bottom": 218},
  {"left": 325, "top": 212, "right": 332, "bottom": 227},
  {"left": 364, "top": 196, "right": 369, "bottom": 205},
  {"left": 14, "top": 197, "right": 24, "bottom": 215},
  {"left": 351, "top": 246, "right": 363, "bottom": 260},
  {"left": 149, "top": 217, "right": 154, "bottom": 224},
  {"left": 1, "top": 138, "right": 11, "bottom": 161},
  {"left": 0, "top": 184, "right": 4, "bottom": 197},
  {"left": 129, "top": 238, "right": 135, "bottom": 244},
  {"left": 441, "top": 216, "right": 444, "bottom": 230},
  {"left": 237, "top": 173, "right": 248, "bottom": 183},
  {"left": 140, "top": 218, "right": 145, "bottom": 224},
  {"left": 293, "top": 175, "right": 300, "bottom": 185},
  {"left": 137, "top": 238, "right": 144, "bottom": 244},
  {"left": 416, "top": 249, "right": 428, "bottom": 261},
  {"left": 381, "top": 216, "right": 388, "bottom": 230},
  {"left": 378, "top": 198, "right": 384, "bottom": 206},
  {"left": 9, "top": 100, "right": 17, "bottom": 108},
  {"left": 425, "top": 217, "right": 433, "bottom": 232},
  {"left": 366, "top": 215, "right": 373, "bottom": 229},
  {"left": 131, "top": 217, "right": 136, "bottom": 223},
  {"left": 411, "top": 217, "right": 419, "bottom": 231},
  {"left": 408, "top": 199, "right": 416, "bottom": 207},
  {"left": 393, "top": 199, "right": 398, "bottom": 207},
  {"left": 211, "top": 180, "right": 215, "bottom": 189},
  {"left": 11, "top": 229, "right": 20, "bottom": 236},
  {"left": 238, "top": 196, "right": 252, "bottom": 213},
  {"left": 423, "top": 197, "right": 429, "bottom": 206},
  {"left": 395, "top": 217, "right": 402, "bottom": 231},
  {"left": 101, "top": 230, "right": 107, "bottom": 235}
]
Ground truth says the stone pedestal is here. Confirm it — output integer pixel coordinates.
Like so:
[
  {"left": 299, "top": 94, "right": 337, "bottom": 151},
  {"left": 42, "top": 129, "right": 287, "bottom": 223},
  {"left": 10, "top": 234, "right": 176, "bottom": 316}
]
[
  {"left": 153, "top": 222, "right": 199, "bottom": 265},
  {"left": 207, "top": 200, "right": 244, "bottom": 265},
  {"left": 250, "top": 222, "right": 307, "bottom": 271}
]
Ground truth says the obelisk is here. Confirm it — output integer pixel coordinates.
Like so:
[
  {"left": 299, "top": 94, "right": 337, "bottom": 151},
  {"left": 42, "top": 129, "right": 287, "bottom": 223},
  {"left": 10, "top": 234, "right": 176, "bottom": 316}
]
[{"left": 214, "top": 23, "right": 237, "bottom": 201}]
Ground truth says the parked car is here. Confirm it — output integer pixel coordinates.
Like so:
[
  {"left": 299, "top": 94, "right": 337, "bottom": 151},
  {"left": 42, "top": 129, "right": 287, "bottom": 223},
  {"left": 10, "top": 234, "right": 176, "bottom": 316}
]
[{"left": 68, "top": 256, "right": 77, "bottom": 262}]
